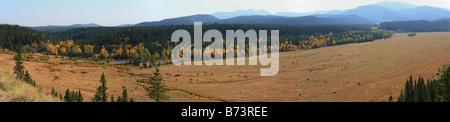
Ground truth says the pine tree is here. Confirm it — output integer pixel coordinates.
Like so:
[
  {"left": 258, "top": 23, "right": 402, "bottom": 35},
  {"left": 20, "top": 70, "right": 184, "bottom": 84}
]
[
  {"left": 93, "top": 73, "right": 108, "bottom": 102},
  {"left": 398, "top": 89, "right": 404, "bottom": 102},
  {"left": 143, "top": 67, "right": 169, "bottom": 102},
  {"left": 70, "top": 91, "right": 77, "bottom": 102},
  {"left": 51, "top": 87, "right": 56, "bottom": 97},
  {"left": 78, "top": 90, "right": 83, "bottom": 102},
  {"left": 117, "top": 96, "right": 122, "bottom": 102},
  {"left": 13, "top": 48, "right": 25, "bottom": 80},
  {"left": 23, "top": 70, "right": 31, "bottom": 83},
  {"left": 129, "top": 98, "right": 135, "bottom": 102},
  {"left": 64, "top": 89, "right": 71, "bottom": 102},
  {"left": 122, "top": 88, "right": 128, "bottom": 102},
  {"left": 388, "top": 96, "right": 393, "bottom": 102},
  {"left": 111, "top": 95, "right": 114, "bottom": 102},
  {"left": 51, "top": 87, "right": 59, "bottom": 97}
]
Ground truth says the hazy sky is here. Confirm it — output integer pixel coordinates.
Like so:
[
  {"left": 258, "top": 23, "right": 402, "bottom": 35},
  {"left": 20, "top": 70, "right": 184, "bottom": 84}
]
[{"left": 0, "top": 0, "right": 449, "bottom": 26}]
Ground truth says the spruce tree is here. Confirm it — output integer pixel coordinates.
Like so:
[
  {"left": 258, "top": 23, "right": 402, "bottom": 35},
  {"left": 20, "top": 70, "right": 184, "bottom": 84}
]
[
  {"left": 122, "top": 88, "right": 128, "bottom": 102},
  {"left": 78, "top": 90, "right": 83, "bottom": 102},
  {"left": 93, "top": 73, "right": 108, "bottom": 102},
  {"left": 23, "top": 70, "right": 31, "bottom": 83},
  {"left": 143, "top": 67, "right": 169, "bottom": 102},
  {"left": 64, "top": 89, "right": 71, "bottom": 102},
  {"left": 111, "top": 95, "right": 114, "bottom": 102},
  {"left": 117, "top": 96, "right": 122, "bottom": 102},
  {"left": 13, "top": 48, "right": 25, "bottom": 80},
  {"left": 70, "top": 91, "right": 77, "bottom": 102},
  {"left": 51, "top": 87, "right": 57, "bottom": 97}
]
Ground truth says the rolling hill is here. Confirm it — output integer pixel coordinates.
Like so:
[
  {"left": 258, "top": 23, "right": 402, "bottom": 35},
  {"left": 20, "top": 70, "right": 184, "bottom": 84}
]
[
  {"left": 31, "top": 23, "right": 102, "bottom": 31},
  {"left": 134, "top": 14, "right": 219, "bottom": 26}
]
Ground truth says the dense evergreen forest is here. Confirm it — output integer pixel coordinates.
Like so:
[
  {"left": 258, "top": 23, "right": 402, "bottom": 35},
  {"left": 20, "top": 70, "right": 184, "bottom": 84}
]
[
  {"left": 379, "top": 18, "right": 450, "bottom": 32},
  {"left": 394, "top": 65, "right": 450, "bottom": 102},
  {"left": 0, "top": 24, "right": 49, "bottom": 51}
]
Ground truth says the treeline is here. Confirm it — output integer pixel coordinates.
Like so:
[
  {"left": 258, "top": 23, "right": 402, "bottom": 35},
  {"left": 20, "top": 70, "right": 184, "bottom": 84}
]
[
  {"left": 281, "top": 30, "right": 392, "bottom": 51},
  {"left": 42, "top": 24, "right": 392, "bottom": 57},
  {"left": 0, "top": 24, "right": 49, "bottom": 51},
  {"left": 46, "top": 24, "right": 374, "bottom": 53},
  {"left": 393, "top": 65, "right": 450, "bottom": 102},
  {"left": 379, "top": 18, "right": 450, "bottom": 32}
]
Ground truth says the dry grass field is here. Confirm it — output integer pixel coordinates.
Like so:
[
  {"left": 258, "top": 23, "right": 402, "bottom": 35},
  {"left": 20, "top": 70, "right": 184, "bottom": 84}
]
[{"left": 0, "top": 32, "right": 449, "bottom": 102}]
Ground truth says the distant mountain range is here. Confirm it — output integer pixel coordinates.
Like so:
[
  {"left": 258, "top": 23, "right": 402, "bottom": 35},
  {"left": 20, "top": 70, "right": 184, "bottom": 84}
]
[
  {"left": 212, "top": 9, "right": 271, "bottom": 19},
  {"left": 30, "top": 1, "right": 450, "bottom": 30},
  {"left": 31, "top": 23, "right": 101, "bottom": 31},
  {"left": 340, "top": 1, "right": 450, "bottom": 23}
]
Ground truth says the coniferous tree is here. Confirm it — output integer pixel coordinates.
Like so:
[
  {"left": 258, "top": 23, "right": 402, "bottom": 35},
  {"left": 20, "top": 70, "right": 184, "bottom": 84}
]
[
  {"left": 117, "top": 96, "right": 122, "bottom": 102},
  {"left": 64, "top": 89, "right": 71, "bottom": 102},
  {"left": 13, "top": 48, "right": 25, "bottom": 80},
  {"left": 51, "top": 87, "right": 57, "bottom": 97},
  {"left": 111, "top": 95, "right": 114, "bottom": 102},
  {"left": 143, "top": 67, "right": 169, "bottom": 102},
  {"left": 23, "top": 70, "right": 31, "bottom": 83},
  {"left": 78, "top": 90, "right": 83, "bottom": 102},
  {"left": 93, "top": 73, "right": 108, "bottom": 102},
  {"left": 122, "top": 88, "right": 128, "bottom": 102},
  {"left": 397, "top": 89, "right": 404, "bottom": 102}
]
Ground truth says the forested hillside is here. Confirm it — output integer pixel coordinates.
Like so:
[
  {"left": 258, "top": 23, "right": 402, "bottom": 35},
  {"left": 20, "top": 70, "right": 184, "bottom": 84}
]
[
  {"left": 379, "top": 18, "right": 450, "bottom": 32},
  {"left": 0, "top": 24, "right": 49, "bottom": 51},
  {"left": 47, "top": 24, "right": 391, "bottom": 53}
]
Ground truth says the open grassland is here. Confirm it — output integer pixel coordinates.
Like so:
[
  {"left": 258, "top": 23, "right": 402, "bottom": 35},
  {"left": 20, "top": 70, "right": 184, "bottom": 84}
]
[{"left": 0, "top": 32, "right": 449, "bottom": 102}]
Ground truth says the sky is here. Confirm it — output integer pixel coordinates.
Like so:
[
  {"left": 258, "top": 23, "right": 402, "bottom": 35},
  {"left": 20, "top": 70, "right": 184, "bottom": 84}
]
[{"left": 0, "top": 0, "right": 449, "bottom": 26}]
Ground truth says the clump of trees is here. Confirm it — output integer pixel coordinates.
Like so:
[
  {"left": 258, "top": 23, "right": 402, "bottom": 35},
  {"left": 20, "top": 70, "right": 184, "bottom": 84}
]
[
  {"left": 408, "top": 32, "right": 416, "bottom": 37},
  {"left": 111, "top": 88, "right": 135, "bottom": 102},
  {"left": 93, "top": 73, "right": 134, "bottom": 102},
  {"left": 393, "top": 65, "right": 450, "bottom": 102},
  {"left": 143, "top": 67, "right": 169, "bottom": 102},
  {"left": 63, "top": 89, "right": 83, "bottom": 102}
]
